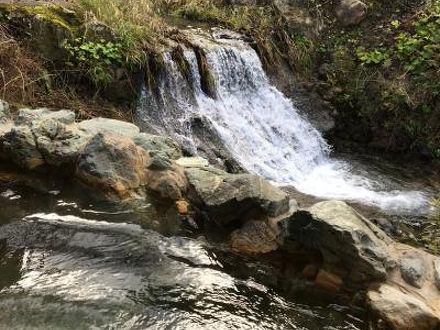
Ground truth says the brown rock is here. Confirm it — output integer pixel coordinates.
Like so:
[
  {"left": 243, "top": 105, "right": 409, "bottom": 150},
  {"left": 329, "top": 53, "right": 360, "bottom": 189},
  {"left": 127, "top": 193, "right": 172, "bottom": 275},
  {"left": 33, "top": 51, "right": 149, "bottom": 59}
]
[
  {"left": 176, "top": 200, "right": 190, "bottom": 215},
  {"left": 315, "top": 269, "right": 343, "bottom": 292},
  {"left": 146, "top": 165, "right": 188, "bottom": 201},
  {"left": 303, "top": 264, "right": 320, "bottom": 280},
  {"left": 368, "top": 284, "right": 440, "bottom": 330},
  {"left": 76, "top": 132, "right": 149, "bottom": 199},
  {"left": 230, "top": 221, "right": 279, "bottom": 255}
]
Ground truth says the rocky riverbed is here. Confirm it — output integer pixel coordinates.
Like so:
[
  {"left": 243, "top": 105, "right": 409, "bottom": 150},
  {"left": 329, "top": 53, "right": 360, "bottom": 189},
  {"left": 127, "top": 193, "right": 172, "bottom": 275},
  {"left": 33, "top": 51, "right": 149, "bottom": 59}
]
[{"left": 0, "top": 101, "right": 439, "bottom": 329}]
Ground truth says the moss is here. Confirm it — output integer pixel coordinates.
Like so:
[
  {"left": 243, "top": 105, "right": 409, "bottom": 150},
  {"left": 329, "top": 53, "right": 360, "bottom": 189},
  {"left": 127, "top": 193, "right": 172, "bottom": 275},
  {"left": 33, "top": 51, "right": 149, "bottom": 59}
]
[
  {"left": 194, "top": 47, "right": 217, "bottom": 99},
  {"left": 144, "top": 52, "right": 166, "bottom": 93},
  {"left": 171, "top": 46, "right": 192, "bottom": 85},
  {"left": 0, "top": 4, "right": 75, "bottom": 31}
]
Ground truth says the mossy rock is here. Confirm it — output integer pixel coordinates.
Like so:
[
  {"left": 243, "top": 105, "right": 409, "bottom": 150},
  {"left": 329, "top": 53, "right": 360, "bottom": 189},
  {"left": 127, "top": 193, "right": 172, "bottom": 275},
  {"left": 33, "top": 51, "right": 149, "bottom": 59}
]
[{"left": 0, "top": 4, "right": 78, "bottom": 61}]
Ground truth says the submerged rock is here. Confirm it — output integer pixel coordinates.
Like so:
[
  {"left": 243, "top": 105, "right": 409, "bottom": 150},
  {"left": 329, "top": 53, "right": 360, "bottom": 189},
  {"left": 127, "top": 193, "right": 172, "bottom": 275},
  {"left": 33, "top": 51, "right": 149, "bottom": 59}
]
[
  {"left": 76, "top": 132, "right": 149, "bottom": 199},
  {"left": 185, "top": 166, "right": 290, "bottom": 225}
]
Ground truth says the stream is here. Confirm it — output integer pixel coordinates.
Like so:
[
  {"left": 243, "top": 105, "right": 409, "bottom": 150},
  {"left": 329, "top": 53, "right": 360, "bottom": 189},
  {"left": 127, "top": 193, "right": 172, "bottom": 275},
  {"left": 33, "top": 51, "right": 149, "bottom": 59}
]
[
  {"left": 0, "top": 28, "right": 438, "bottom": 330},
  {"left": 0, "top": 166, "right": 368, "bottom": 330}
]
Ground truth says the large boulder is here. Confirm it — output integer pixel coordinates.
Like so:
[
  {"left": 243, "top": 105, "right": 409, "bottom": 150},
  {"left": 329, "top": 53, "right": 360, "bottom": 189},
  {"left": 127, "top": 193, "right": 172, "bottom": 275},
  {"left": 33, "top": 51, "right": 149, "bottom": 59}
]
[
  {"left": 1, "top": 109, "right": 89, "bottom": 169},
  {"left": 335, "top": 0, "right": 367, "bottom": 26},
  {"left": 281, "top": 201, "right": 392, "bottom": 284},
  {"left": 368, "top": 283, "right": 440, "bottom": 330},
  {"left": 76, "top": 132, "right": 149, "bottom": 199},
  {"left": 185, "top": 165, "right": 289, "bottom": 225}
]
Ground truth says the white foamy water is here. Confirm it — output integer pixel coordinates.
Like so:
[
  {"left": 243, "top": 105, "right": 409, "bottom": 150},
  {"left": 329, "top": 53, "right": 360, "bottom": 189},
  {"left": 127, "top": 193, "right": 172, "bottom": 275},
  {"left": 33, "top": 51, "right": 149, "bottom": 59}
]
[{"left": 136, "top": 32, "right": 429, "bottom": 214}]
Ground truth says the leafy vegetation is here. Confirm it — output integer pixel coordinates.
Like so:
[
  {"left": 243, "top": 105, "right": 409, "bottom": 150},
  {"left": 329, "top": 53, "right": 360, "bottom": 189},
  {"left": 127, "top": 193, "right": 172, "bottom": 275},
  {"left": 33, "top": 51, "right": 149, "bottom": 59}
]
[
  {"left": 63, "top": 38, "right": 123, "bottom": 86},
  {"left": 319, "top": 0, "right": 440, "bottom": 158}
]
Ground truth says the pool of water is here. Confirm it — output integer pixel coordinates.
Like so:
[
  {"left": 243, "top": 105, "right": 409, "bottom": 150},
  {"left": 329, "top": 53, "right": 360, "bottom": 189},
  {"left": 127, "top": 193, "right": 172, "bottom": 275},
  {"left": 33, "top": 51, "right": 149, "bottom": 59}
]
[{"left": 0, "top": 165, "right": 368, "bottom": 330}]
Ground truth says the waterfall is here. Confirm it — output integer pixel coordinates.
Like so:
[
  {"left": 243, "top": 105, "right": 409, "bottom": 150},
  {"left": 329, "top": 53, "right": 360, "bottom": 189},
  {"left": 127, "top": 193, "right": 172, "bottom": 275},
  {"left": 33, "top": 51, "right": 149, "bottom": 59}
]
[{"left": 136, "top": 31, "right": 428, "bottom": 214}]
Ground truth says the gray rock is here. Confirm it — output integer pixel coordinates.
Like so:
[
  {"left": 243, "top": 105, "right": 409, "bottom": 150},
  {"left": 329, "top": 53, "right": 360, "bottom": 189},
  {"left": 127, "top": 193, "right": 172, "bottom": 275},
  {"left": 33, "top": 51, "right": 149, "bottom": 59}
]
[
  {"left": 148, "top": 155, "right": 173, "bottom": 171},
  {"left": 31, "top": 119, "right": 90, "bottom": 167},
  {"left": 16, "top": 108, "right": 75, "bottom": 126},
  {"left": 282, "top": 201, "right": 392, "bottom": 284},
  {"left": 400, "top": 254, "right": 426, "bottom": 288},
  {"left": 1, "top": 126, "right": 45, "bottom": 170},
  {"left": 335, "top": 0, "right": 367, "bottom": 26},
  {"left": 186, "top": 166, "right": 289, "bottom": 225},
  {"left": 76, "top": 133, "right": 149, "bottom": 199},
  {"left": 368, "top": 284, "right": 440, "bottom": 330},
  {"left": 78, "top": 117, "right": 140, "bottom": 139},
  {"left": 133, "top": 132, "right": 182, "bottom": 160}
]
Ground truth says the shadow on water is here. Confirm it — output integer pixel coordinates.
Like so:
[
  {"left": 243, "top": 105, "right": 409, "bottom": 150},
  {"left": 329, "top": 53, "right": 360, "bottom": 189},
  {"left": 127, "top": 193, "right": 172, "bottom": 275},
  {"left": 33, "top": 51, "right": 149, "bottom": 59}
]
[{"left": 0, "top": 163, "right": 368, "bottom": 330}]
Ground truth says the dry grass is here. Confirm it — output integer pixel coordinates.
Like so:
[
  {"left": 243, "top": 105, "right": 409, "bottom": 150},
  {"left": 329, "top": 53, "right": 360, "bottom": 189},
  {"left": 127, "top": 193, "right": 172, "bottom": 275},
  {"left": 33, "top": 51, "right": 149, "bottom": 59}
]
[
  {"left": 0, "top": 24, "right": 48, "bottom": 105},
  {"left": 74, "top": 0, "right": 169, "bottom": 62},
  {"left": 0, "top": 23, "right": 132, "bottom": 120}
]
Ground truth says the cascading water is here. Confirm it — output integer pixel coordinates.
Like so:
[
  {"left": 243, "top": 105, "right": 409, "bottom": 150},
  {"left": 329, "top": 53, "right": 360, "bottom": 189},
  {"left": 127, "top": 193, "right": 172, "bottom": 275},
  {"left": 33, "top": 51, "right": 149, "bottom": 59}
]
[{"left": 136, "top": 30, "right": 429, "bottom": 214}]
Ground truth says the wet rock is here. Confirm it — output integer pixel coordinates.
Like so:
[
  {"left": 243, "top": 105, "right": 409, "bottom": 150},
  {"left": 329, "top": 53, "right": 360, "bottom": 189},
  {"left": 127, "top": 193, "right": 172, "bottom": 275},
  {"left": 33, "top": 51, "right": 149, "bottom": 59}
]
[
  {"left": 368, "top": 284, "right": 440, "bottom": 330},
  {"left": 400, "top": 253, "right": 426, "bottom": 288},
  {"left": 78, "top": 117, "right": 140, "bottom": 139},
  {"left": 230, "top": 220, "right": 279, "bottom": 255},
  {"left": 335, "top": 0, "right": 367, "bottom": 26},
  {"left": 133, "top": 132, "right": 182, "bottom": 160},
  {"left": 282, "top": 201, "right": 392, "bottom": 285},
  {"left": 1, "top": 126, "right": 45, "bottom": 170},
  {"left": 76, "top": 133, "right": 149, "bottom": 199},
  {"left": 186, "top": 166, "right": 290, "bottom": 225},
  {"left": 315, "top": 269, "right": 343, "bottom": 292},
  {"left": 145, "top": 164, "right": 188, "bottom": 201}
]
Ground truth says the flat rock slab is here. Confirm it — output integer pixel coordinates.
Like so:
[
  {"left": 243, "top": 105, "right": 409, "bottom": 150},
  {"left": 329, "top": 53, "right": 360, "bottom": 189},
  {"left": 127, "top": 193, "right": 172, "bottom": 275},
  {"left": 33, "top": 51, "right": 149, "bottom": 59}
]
[{"left": 78, "top": 118, "right": 140, "bottom": 139}]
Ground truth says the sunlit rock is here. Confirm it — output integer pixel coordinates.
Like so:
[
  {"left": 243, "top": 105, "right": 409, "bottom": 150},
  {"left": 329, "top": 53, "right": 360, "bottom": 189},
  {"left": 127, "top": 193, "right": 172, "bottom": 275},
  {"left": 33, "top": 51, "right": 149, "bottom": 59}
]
[{"left": 76, "top": 132, "right": 149, "bottom": 199}]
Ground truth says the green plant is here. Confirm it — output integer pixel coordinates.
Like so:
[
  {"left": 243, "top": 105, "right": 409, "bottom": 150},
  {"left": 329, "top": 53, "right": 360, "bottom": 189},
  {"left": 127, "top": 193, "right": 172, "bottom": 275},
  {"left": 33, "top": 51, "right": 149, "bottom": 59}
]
[
  {"left": 395, "top": 5, "right": 440, "bottom": 74},
  {"left": 356, "top": 47, "right": 391, "bottom": 65},
  {"left": 63, "top": 37, "right": 123, "bottom": 86}
]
